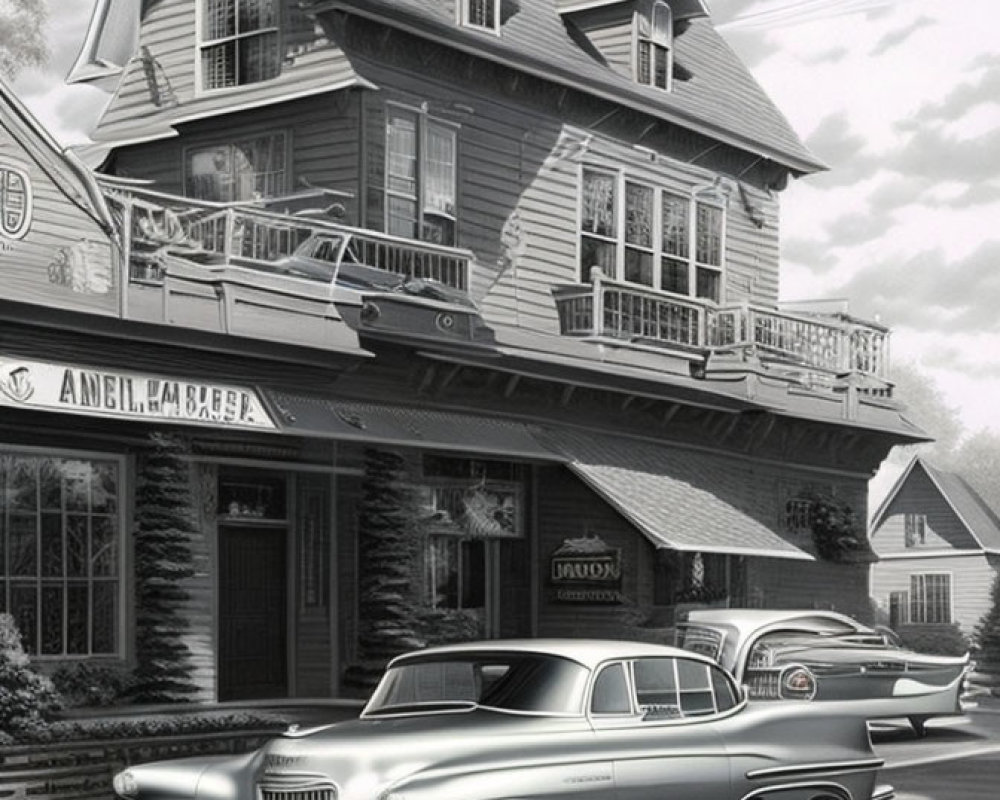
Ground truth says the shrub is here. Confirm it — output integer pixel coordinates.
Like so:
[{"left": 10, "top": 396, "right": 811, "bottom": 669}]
[
  {"left": 51, "top": 662, "right": 134, "bottom": 708},
  {"left": 0, "top": 614, "right": 61, "bottom": 737},
  {"left": 974, "top": 572, "right": 1000, "bottom": 677},
  {"left": 896, "top": 623, "right": 970, "bottom": 657}
]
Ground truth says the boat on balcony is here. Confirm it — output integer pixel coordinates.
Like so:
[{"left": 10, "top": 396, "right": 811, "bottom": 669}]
[
  {"left": 100, "top": 179, "right": 495, "bottom": 352},
  {"left": 552, "top": 268, "right": 891, "bottom": 397}
]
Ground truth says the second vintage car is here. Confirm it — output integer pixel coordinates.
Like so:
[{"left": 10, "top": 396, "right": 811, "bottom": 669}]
[
  {"left": 676, "top": 608, "right": 972, "bottom": 735},
  {"left": 112, "top": 638, "right": 894, "bottom": 800}
]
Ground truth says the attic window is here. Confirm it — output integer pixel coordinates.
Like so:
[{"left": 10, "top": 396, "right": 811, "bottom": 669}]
[
  {"left": 637, "top": 1, "right": 672, "bottom": 91},
  {"left": 200, "top": 0, "right": 281, "bottom": 90},
  {"left": 461, "top": 0, "right": 501, "bottom": 33}
]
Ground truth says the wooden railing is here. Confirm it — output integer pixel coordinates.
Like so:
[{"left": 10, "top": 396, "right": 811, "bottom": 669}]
[
  {"left": 99, "top": 181, "right": 471, "bottom": 290},
  {"left": 552, "top": 270, "right": 890, "bottom": 381}
]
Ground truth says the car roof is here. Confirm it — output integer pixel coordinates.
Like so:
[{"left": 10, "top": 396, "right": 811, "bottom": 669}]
[
  {"left": 681, "top": 609, "right": 873, "bottom": 639},
  {"left": 388, "top": 638, "right": 712, "bottom": 671}
]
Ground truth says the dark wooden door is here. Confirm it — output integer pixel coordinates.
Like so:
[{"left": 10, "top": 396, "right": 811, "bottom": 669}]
[{"left": 218, "top": 525, "right": 288, "bottom": 700}]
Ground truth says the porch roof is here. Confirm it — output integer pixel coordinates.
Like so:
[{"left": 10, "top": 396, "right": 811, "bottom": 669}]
[
  {"left": 263, "top": 391, "right": 554, "bottom": 461},
  {"left": 538, "top": 426, "right": 815, "bottom": 560}
]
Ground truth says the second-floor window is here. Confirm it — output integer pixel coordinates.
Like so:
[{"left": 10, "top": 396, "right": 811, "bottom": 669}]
[
  {"left": 461, "top": 0, "right": 500, "bottom": 32},
  {"left": 386, "top": 106, "right": 458, "bottom": 246},
  {"left": 636, "top": 1, "right": 672, "bottom": 91},
  {"left": 201, "top": 0, "right": 281, "bottom": 90},
  {"left": 580, "top": 168, "right": 724, "bottom": 303},
  {"left": 186, "top": 133, "right": 288, "bottom": 202},
  {"left": 904, "top": 512, "right": 927, "bottom": 547}
]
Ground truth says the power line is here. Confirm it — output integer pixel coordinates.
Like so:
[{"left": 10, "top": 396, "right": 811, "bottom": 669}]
[{"left": 717, "top": 0, "right": 893, "bottom": 31}]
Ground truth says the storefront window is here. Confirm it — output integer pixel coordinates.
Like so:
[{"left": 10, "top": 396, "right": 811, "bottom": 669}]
[{"left": 0, "top": 452, "right": 121, "bottom": 656}]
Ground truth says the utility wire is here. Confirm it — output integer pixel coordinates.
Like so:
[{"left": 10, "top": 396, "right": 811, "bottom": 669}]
[{"left": 717, "top": 0, "right": 892, "bottom": 30}]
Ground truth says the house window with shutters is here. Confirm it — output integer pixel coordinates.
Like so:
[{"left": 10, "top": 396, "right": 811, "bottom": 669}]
[
  {"left": 200, "top": 0, "right": 281, "bottom": 90},
  {"left": 904, "top": 512, "right": 927, "bottom": 548},
  {"left": 580, "top": 169, "right": 725, "bottom": 302},
  {"left": 0, "top": 451, "right": 123, "bottom": 657},
  {"left": 185, "top": 133, "right": 288, "bottom": 202},
  {"left": 386, "top": 106, "right": 458, "bottom": 246},
  {"left": 636, "top": 1, "right": 673, "bottom": 91},
  {"left": 910, "top": 573, "right": 951, "bottom": 624},
  {"left": 460, "top": 0, "right": 500, "bottom": 32}
]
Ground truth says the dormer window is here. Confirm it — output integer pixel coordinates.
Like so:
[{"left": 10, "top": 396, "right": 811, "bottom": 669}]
[
  {"left": 637, "top": 1, "right": 672, "bottom": 91},
  {"left": 461, "top": 0, "right": 501, "bottom": 33},
  {"left": 200, "top": 0, "right": 281, "bottom": 90}
]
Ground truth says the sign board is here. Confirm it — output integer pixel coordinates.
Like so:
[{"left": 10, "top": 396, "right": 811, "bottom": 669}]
[
  {"left": 0, "top": 356, "right": 276, "bottom": 430},
  {"left": 550, "top": 534, "right": 623, "bottom": 604}
]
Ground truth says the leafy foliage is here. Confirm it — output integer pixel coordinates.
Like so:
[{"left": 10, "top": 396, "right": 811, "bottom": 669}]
[
  {"left": 974, "top": 572, "right": 1000, "bottom": 676},
  {"left": 129, "top": 433, "right": 199, "bottom": 702},
  {"left": 799, "top": 491, "right": 863, "bottom": 561},
  {"left": 0, "top": 613, "right": 61, "bottom": 738},
  {"left": 344, "top": 449, "right": 424, "bottom": 689},
  {"left": 0, "top": 0, "right": 48, "bottom": 79},
  {"left": 897, "top": 623, "right": 970, "bottom": 658},
  {"left": 51, "top": 662, "right": 134, "bottom": 708}
]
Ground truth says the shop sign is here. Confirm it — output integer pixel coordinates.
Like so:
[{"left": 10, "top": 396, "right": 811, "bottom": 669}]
[
  {"left": 0, "top": 356, "right": 276, "bottom": 430},
  {"left": 550, "top": 534, "right": 623, "bottom": 604}
]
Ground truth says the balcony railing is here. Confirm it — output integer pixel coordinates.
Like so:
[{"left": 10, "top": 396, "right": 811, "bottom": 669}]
[
  {"left": 98, "top": 180, "right": 471, "bottom": 290},
  {"left": 552, "top": 270, "right": 890, "bottom": 383}
]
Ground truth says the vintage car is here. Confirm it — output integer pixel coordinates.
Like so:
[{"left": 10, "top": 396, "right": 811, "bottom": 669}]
[
  {"left": 112, "top": 639, "right": 894, "bottom": 800},
  {"left": 676, "top": 609, "right": 972, "bottom": 735}
]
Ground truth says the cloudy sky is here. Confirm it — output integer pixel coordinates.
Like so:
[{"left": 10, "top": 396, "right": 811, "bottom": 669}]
[{"left": 12, "top": 0, "right": 1000, "bottom": 441}]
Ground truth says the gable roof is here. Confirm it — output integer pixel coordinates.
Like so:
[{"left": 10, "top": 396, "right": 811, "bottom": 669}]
[
  {"left": 308, "top": 0, "right": 824, "bottom": 174},
  {"left": 0, "top": 78, "right": 113, "bottom": 232},
  {"left": 870, "top": 455, "right": 1000, "bottom": 554}
]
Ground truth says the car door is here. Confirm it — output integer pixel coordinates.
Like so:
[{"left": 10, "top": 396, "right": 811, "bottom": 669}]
[{"left": 589, "top": 657, "right": 735, "bottom": 800}]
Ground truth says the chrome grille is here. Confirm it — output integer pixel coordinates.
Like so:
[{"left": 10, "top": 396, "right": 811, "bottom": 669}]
[
  {"left": 678, "top": 626, "right": 724, "bottom": 661},
  {"left": 746, "top": 669, "right": 781, "bottom": 699},
  {"left": 259, "top": 783, "right": 336, "bottom": 800}
]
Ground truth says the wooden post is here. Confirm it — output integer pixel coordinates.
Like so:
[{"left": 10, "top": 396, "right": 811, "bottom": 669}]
[{"left": 589, "top": 266, "right": 603, "bottom": 338}]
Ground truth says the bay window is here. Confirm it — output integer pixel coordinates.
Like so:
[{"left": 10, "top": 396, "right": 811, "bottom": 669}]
[
  {"left": 386, "top": 106, "right": 458, "bottom": 246},
  {"left": 200, "top": 0, "right": 281, "bottom": 90},
  {"left": 580, "top": 169, "right": 725, "bottom": 303},
  {"left": 0, "top": 451, "right": 122, "bottom": 657}
]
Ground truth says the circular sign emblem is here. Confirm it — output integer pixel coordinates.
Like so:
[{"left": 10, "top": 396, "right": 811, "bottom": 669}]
[{"left": 0, "top": 164, "right": 32, "bottom": 240}]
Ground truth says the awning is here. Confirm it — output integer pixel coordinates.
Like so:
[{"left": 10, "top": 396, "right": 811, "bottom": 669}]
[
  {"left": 538, "top": 426, "right": 815, "bottom": 561},
  {"left": 264, "top": 390, "right": 554, "bottom": 460}
]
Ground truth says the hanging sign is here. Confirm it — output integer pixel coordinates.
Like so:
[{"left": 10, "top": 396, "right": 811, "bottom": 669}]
[
  {"left": 0, "top": 356, "right": 276, "bottom": 430},
  {"left": 550, "top": 534, "right": 623, "bottom": 604}
]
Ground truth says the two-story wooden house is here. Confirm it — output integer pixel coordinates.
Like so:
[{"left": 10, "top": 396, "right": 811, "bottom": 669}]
[{"left": 0, "top": 0, "right": 925, "bottom": 701}]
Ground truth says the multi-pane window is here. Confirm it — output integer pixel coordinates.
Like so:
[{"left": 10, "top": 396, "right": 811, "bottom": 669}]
[
  {"left": 0, "top": 452, "right": 120, "bottom": 656},
  {"left": 201, "top": 0, "right": 281, "bottom": 90},
  {"left": 581, "top": 169, "right": 725, "bottom": 302},
  {"left": 386, "top": 107, "right": 458, "bottom": 246},
  {"left": 904, "top": 513, "right": 927, "bottom": 548},
  {"left": 186, "top": 133, "right": 287, "bottom": 202},
  {"left": 910, "top": 574, "right": 951, "bottom": 624},
  {"left": 637, "top": 1, "right": 672, "bottom": 91},
  {"left": 461, "top": 0, "right": 500, "bottom": 32},
  {"left": 426, "top": 536, "right": 486, "bottom": 610},
  {"left": 889, "top": 590, "right": 909, "bottom": 628}
]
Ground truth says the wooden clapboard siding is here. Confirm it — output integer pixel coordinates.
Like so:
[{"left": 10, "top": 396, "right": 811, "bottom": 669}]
[
  {"left": 93, "top": 0, "right": 359, "bottom": 144},
  {"left": 749, "top": 558, "right": 871, "bottom": 621},
  {"left": 871, "top": 555, "right": 995, "bottom": 635},
  {"left": 0, "top": 133, "right": 117, "bottom": 317},
  {"left": 871, "top": 466, "right": 981, "bottom": 555},
  {"left": 570, "top": 3, "right": 637, "bottom": 79}
]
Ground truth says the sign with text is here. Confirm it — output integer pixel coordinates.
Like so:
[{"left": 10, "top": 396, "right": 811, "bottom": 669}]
[
  {"left": 0, "top": 356, "right": 276, "bottom": 430},
  {"left": 550, "top": 534, "right": 623, "bottom": 604}
]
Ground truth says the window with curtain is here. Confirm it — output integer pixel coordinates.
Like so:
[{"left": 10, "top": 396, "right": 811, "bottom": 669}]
[
  {"left": 0, "top": 452, "right": 121, "bottom": 657},
  {"left": 186, "top": 133, "right": 287, "bottom": 202},
  {"left": 910, "top": 574, "right": 951, "bottom": 624},
  {"left": 637, "top": 1, "right": 672, "bottom": 91},
  {"left": 386, "top": 107, "right": 458, "bottom": 245},
  {"left": 904, "top": 513, "right": 927, "bottom": 547},
  {"left": 201, "top": 0, "right": 281, "bottom": 90}
]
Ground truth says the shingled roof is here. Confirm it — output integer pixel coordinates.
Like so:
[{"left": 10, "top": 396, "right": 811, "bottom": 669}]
[
  {"left": 308, "top": 0, "right": 825, "bottom": 174},
  {"left": 871, "top": 456, "right": 1000, "bottom": 554}
]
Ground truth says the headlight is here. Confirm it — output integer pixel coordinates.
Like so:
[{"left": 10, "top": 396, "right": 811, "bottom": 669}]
[
  {"left": 779, "top": 666, "right": 817, "bottom": 700},
  {"left": 113, "top": 770, "right": 140, "bottom": 799}
]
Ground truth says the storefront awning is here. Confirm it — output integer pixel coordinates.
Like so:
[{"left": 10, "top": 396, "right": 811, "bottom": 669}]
[
  {"left": 538, "top": 426, "right": 815, "bottom": 561},
  {"left": 264, "top": 390, "right": 554, "bottom": 460}
]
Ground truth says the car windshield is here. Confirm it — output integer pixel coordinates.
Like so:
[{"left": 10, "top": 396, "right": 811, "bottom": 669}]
[{"left": 364, "top": 653, "right": 591, "bottom": 716}]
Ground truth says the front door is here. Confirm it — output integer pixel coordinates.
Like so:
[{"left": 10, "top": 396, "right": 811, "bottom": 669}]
[{"left": 218, "top": 525, "right": 288, "bottom": 700}]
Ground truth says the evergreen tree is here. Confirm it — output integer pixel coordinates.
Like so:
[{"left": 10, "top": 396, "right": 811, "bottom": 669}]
[
  {"left": 345, "top": 448, "right": 424, "bottom": 689},
  {"left": 129, "top": 433, "right": 199, "bottom": 702},
  {"left": 974, "top": 571, "right": 1000, "bottom": 680}
]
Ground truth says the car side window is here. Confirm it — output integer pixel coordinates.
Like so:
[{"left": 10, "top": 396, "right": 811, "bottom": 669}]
[
  {"left": 633, "top": 657, "right": 738, "bottom": 720},
  {"left": 633, "top": 658, "right": 681, "bottom": 719},
  {"left": 591, "top": 663, "right": 631, "bottom": 714}
]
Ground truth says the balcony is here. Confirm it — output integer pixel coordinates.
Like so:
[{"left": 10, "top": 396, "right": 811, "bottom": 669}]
[{"left": 552, "top": 269, "right": 890, "bottom": 392}]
